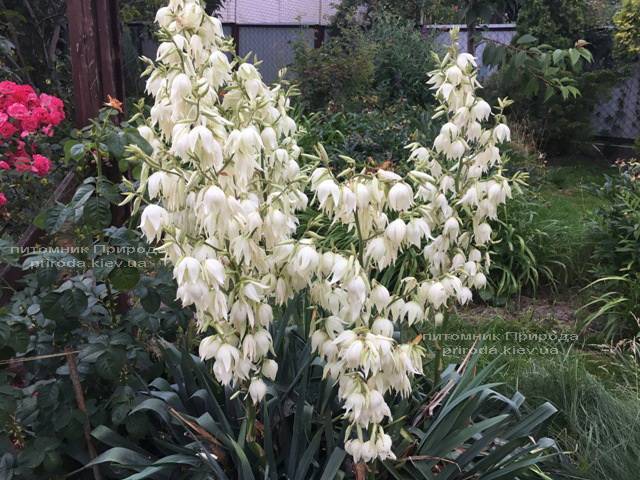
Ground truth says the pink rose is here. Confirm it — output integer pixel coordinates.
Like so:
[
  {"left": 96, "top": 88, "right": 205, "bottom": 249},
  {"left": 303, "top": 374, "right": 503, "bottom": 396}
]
[
  {"left": 0, "top": 81, "right": 18, "bottom": 95},
  {"left": 13, "top": 155, "right": 32, "bottom": 173},
  {"left": 0, "top": 121, "right": 17, "bottom": 138},
  {"left": 32, "top": 154, "right": 51, "bottom": 176},
  {"left": 7, "top": 103, "right": 28, "bottom": 119}
]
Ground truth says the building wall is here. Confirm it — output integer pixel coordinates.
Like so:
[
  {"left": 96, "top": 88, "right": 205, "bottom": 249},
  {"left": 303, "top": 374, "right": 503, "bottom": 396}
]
[{"left": 217, "top": 0, "right": 337, "bottom": 25}]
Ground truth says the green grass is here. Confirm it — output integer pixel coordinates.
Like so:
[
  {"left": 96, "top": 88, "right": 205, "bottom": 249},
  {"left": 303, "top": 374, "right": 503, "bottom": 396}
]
[
  {"left": 517, "top": 356, "right": 640, "bottom": 480},
  {"left": 531, "top": 161, "right": 609, "bottom": 284},
  {"left": 439, "top": 313, "right": 640, "bottom": 480},
  {"left": 537, "top": 164, "right": 606, "bottom": 236}
]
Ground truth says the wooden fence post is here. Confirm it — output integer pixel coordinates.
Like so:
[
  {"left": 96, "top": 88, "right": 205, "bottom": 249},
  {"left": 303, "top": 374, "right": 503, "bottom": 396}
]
[
  {"left": 232, "top": 23, "right": 241, "bottom": 55},
  {"left": 66, "top": 0, "right": 125, "bottom": 127},
  {"left": 66, "top": 0, "right": 128, "bottom": 225},
  {"left": 313, "top": 25, "right": 325, "bottom": 49}
]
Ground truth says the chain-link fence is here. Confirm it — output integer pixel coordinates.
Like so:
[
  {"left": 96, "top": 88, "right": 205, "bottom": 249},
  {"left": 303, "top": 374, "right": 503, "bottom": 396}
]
[
  {"left": 235, "top": 26, "right": 317, "bottom": 82},
  {"left": 428, "top": 24, "right": 517, "bottom": 78},
  {"left": 592, "top": 65, "right": 640, "bottom": 140}
]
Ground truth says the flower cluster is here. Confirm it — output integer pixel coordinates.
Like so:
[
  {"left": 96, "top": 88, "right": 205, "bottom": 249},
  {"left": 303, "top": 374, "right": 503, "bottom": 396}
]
[
  {"left": 0, "top": 81, "right": 65, "bottom": 206},
  {"left": 306, "top": 44, "right": 512, "bottom": 462},
  {"left": 132, "top": 0, "right": 512, "bottom": 465},
  {"left": 129, "top": 0, "right": 307, "bottom": 403}
]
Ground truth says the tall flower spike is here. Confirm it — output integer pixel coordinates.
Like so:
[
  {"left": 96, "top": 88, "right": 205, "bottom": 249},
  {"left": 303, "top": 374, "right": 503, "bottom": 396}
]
[
  {"left": 306, "top": 28, "right": 512, "bottom": 462},
  {"left": 132, "top": 0, "right": 308, "bottom": 399},
  {"left": 132, "top": 6, "right": 511, "bottom": 465}
]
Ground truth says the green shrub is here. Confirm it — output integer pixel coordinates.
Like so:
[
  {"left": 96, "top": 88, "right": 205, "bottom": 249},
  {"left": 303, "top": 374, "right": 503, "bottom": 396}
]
[
  {"left": 588, "top": 161, "right": 640, "bottom": 276},
  {"left": 0, "top": 109, "right": 189, "bottom": 478},
  {"left": 330, "top": 0, "right": 458, "bottom": 26},
  {"left": 0, "top": 227, "right": 189, "bottom": 477},
  {"left": 292, "top": 12, "right": 437, "bottom": 111},
  {"left": 292, "top": 25, "right": 375, "bottom": 111},
  {"left": 297, "top": 100, "right": 436, "bottom": 169},
  {"left": 482, "top": 0, "right": 618, "bottom": 153},
  {"left": 484, "top": 180, "right": 569, "bottom": 304},
  {"left": 613, "top": 0, "right": 640, "bottom": 59},
  {"left": 581, "top": 160, "right": 640, "bottom": 339},
  {"left": 516, "top": 0, "right": 590, "bottom": 48}
]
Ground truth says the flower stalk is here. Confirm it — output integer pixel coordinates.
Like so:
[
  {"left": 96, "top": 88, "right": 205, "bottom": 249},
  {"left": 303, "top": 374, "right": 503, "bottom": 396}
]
[{"left": 130, "top": 4, "right": 512, "bottom": 464}]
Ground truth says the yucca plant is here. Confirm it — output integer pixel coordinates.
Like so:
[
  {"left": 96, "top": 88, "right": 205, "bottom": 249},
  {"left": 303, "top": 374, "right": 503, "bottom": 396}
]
[
  {"left": 80, "top": 299, "right": 564, "bottom": 479},
  {"left": 385, "top": 350, "right": 564, "bottom": 479}
]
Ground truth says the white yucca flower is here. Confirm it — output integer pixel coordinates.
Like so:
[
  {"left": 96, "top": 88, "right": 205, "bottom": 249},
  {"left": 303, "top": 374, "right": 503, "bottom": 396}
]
[{"left": 130, "top": 9, "right": 511, "bottom": 464}]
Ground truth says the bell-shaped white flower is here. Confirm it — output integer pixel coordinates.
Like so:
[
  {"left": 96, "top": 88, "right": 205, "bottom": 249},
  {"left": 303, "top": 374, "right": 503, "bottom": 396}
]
[
  {"left": 140, "top": 204, "right": 168, "bottom": 242},
  {"left": 387, "top": 183, "right": 413, "bottom": 211},
  {"left": 427, "top": 282, "right": 447, "bottom": 309},
  {"left": 474, "top": 222, "right": 492, "bottom": 244},
  {"left": 471, "top": 100, "right": 491, "bottom": 121},
  {"left": 385, "top": 218, "right": 407, "bottom": 247},
  {"left": 170, "top": 73, "right": 191, "bottom": 102},
  {"left": 456, "top": 52, "right": 476, "bottom": 70},
  {"left": 174, "top": 257, "right": 201, "bottom": 284},
  {"left": 249, "top": 378, "right": 267, "bottom": 403},
  {"left": 199, "top": 336, "right": 220, "bottom": 361},
  {"left": 445, "top": 65, "right": 463, "bottom": 85},
  {"left": 261, "top": 359, "right": 278, "bottom": 380},
  {"left": 493, "top": 124, "right": 511, "bottom": 143}
]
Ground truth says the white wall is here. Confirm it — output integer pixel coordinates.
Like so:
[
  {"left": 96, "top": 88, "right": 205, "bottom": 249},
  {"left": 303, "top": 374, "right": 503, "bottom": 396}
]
[{"left": 217, "top": 0, "right": 337, "bottom": 25}]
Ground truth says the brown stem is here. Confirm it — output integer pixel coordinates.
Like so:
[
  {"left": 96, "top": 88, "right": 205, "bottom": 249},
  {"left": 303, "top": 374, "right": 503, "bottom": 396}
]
[
  {"left": 413, "top": 338, "right": 478, "bottom": 427},
  {"left": 48, "top": 22, "right": 61, "bottom": 59},
  {"left": 65, "top": 347, "right": 103, "bottom": 480}
]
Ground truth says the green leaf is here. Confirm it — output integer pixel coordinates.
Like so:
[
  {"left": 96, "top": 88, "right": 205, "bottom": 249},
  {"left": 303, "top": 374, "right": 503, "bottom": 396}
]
[
  {"left": 319, "top": 448, "right": 346, "bottom": 480},
  {"left": 71, "top": 181, "right": 96, "bottom": 209},
  {"left": 141, "top": 290, "right": 161, "bottom": 313},
  {"left": 294, "top": 429, "right": 323, "bottom": 480},
  {"left": 263, "top": 401, "right": 277, "bottom": 480},
  {"left": 104, "top": 131, "right": 127, "bottom": 159},
  {"left": 96, "top": 177, "right": 122, "bottom": 203},
  {"left": 83, "top": 197, "right": 112, "bottom": 229},
  {"left": 110, "top": 266, "right": 141, "bottom": 291},
  {"left": 96, "top": 349, "right": 127, "bottom": 380},
  {"left": 32, "top": 209, "right": 48, "bottom": 230},
  {"left": 40, "top": 289, "right": 88, "bottom": 322},
  {"left": 130, "top": 398, "right": 171, "bottom": 424},
  {"left": 119, "top": 158, "right": 129, "bottom": 173},
  {"left": 132, "top": 164, "right": 143, "bottom": 180},
  {"left": 69, "top": 142, "right": 86, "bottom": 160},
  {"left": 7, "top": 324, "right": 29, "bottom": 353},
  {"left": 92, "top": 425, "right": 149, "bottom": 454},
  {"left": 543, "top": 85, "right": 555, "bottom": 102},
  {"left": 227, "top": 438, "right": 256, "bottom": 480},
  {"left": 126, "top": 131, "right": 153, "bottom": 156},
  {"left": 17, "top": 445, "right": 46, "bottom": 469},
  {"left": 72, "top": 447, "right": 152, "bottom": 474},
  {"left": 568, "top": 48, "right": 580, "bottom": 66},
  {"left": 41, "top": 204, "right": 73, "bottom": 233},
  {"left": 516, "top": 34, "right": 537, "bottom": 45}
]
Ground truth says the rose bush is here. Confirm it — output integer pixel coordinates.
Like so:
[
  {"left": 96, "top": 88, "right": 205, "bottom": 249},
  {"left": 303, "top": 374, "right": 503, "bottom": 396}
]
[{"left": 0, "top": 81, "right": 65, "bottom": 206}]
